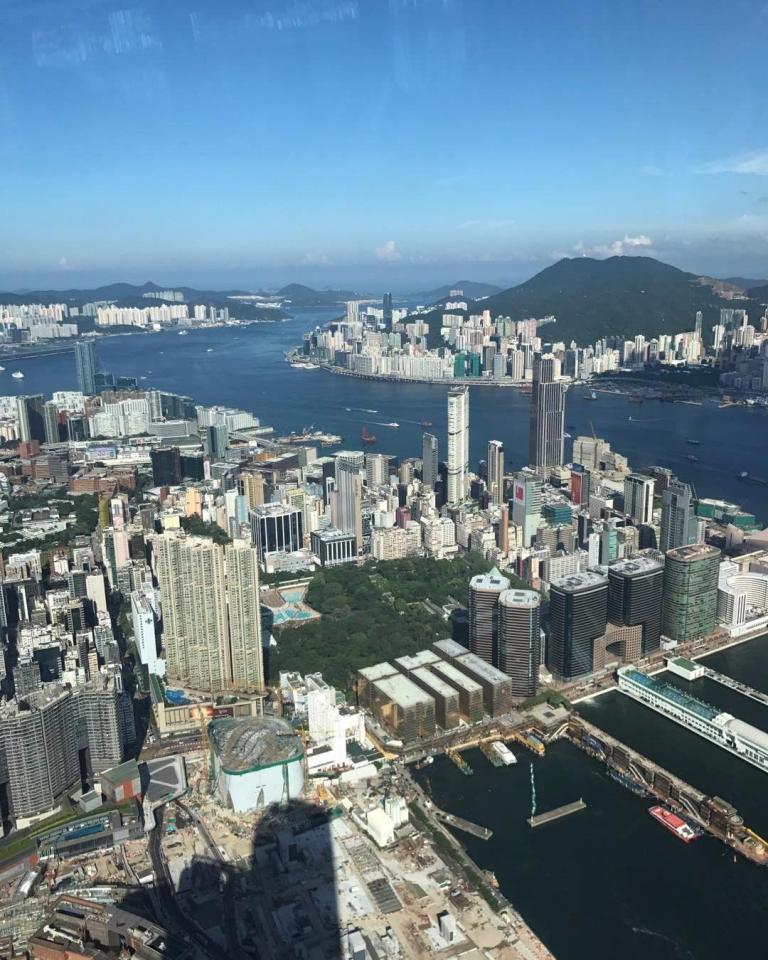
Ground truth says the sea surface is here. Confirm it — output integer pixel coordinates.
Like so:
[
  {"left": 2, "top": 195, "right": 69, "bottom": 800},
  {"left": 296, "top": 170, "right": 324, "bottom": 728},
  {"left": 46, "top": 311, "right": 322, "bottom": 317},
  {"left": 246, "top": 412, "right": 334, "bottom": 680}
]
[
  {"left": 416, "top": 635, "right": 768, "bottom": 960},
  {"left": 3, "top": 306, "right": 768, "bottom": 521}
]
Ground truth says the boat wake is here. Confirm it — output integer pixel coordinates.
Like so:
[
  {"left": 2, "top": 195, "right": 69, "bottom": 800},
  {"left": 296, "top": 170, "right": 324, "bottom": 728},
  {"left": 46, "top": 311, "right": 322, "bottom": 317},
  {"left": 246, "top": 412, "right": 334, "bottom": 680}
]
[{"left": 629, "top": 925, "right": 696, "bottom": 959}]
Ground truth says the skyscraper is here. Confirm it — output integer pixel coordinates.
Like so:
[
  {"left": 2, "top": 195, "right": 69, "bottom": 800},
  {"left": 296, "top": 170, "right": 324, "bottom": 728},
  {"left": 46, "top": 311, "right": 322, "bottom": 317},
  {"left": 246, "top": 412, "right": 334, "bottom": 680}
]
[
  {"left": 16, "top": 394, "right": 47, "bottom": 444},
  {"left": 383, "top": 291, "right": 393, "bottom": 327},
  {"left": 660, "top": 479, "right": 700, "bottom": 552},
  {"left": 334, "top": 450, "right": 365, "bottom": 551},
  {"left": 225, "top": 541, "right": 264, "bottom": 691},
  {"left": 74, "top": 339, "right": 98, "bottom": 395},
  {"left": 548, "top": 571, "right": 608, "bottom": 680},
  {"left": 447, "top": 387, "right": 469, "bottom": 506},
  {"left": 662, "top": 543, "right": 721, "bottom": 643},
  {"left": 498, "top": 589, "right": 541, "bottom": 698},
  {"left": 487, "top": 439, "right": 504, "bottom": 508},
  {"left": 422, "top": 432, "right": 438, "bottom": 489},
  {"left": 607, "top": 556, "right": 664, "bottom": 655},
  {"left": 624, "top": 473, "right": 655, "bottom": 525},
  {"left": 469, "top": 568, "right": 510, "bottom": 664},
  {"left": 511, "top": 471, "right": 543, "bottom": 547},
  {"left": 150, "top": 533, "right": 230, "bottom": 691},
  {"left": 529, "top": 353, "right": 565, "bottom": 473}
]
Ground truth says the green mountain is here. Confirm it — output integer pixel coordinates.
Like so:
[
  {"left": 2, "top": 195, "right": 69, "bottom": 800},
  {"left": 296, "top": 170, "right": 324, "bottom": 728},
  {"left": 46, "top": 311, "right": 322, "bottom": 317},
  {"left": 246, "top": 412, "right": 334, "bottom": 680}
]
[
  {"left": 276, "top": 283, "right": 358, "bottom": 306},
  {"left": 414, "top": 256, "right": 759, "bottom": 347}
]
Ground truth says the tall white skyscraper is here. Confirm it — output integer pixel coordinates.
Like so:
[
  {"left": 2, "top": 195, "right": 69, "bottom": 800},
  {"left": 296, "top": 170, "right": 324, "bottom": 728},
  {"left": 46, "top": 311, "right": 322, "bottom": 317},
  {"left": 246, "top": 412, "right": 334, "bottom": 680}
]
[
  {"left": 447, "top": 387, "right": 469, "bottom": 506},
  {"left": 487, "top": 439, "right": 504, "bottom": 508},
  {"left": 624, "top": 473, "right": 655, "bottom": 525}
]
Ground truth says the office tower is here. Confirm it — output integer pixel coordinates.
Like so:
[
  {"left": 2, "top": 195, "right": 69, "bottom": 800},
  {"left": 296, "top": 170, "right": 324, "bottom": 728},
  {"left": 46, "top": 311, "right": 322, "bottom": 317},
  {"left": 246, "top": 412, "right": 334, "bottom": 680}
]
[
  {"left": 0, "top": 686, "right": 80, "bottom": 818},
  {"left": 74, "top": 339, "right": 98, "bottom": 395},
  {"left": 43, "top": 401, "right": 60, "bottom": 444},
  {"left": 150, "top": 533, "right": 229, "bottom": 691},
  {"left": 383, "top": 291, "right": 393, "bottom": 327},
  {"left": 238, "top": 470, "right": 265, "bottom": 509},
  {"left": 67, "top": 415, "right": 88, "bottom": 442},
  {"left": 695, "top": 311, "right": 703, "bottom": 340},
  {"left": 206, "top": 423, "right": 229, "bottom": 459},
  {"left": 487, "top": 440, "right": 504, "bottom": 508},
  {"left": 607, "top": 556, "right": 664, "bottom": 655},
  {"left": 548, "top": 571, "right": 608, "bottom": 680},
  {"left": 529, "top": 353, "right": 565, "bottom": 472},
  {"left": 662, "top": 543, "right": 721, "bottom": 643},
  {"left": 16, "top": 394, "right": 47, "bottom": 444},
  {"left": 469, "top": 569, "right": 510, "bottom": 664},
  {"left": 511, "top": 471, "right": 543, "bottom": 547},
  {"left": 365, "top": 452, "right": 392, "bottom": 489},
  {"left": 334, "top": 450, "right": 364, "bottom": 550},
  {"left": 130, "top": 589, "right": 161, "bottom": 676},
  {"left": 498, "top": 589, "right": 541, "bottom": 698},
  {"left": 660, "top": 479, "right": 700, "bottom": 552},
  {"left": 150, "top": 447, "right": 182, "bottom": 487},
  {"left": 225, "top": 541, "right": 264, "bottom": 691},
  {"left": 447, "top": 387, "right": 469, "bottom": 506},
  {"left": 250, "top": 503, "right": 304, "bottom": 561},
  {"left": 624, "top": 473, "right": 655, "bottom": 525},
  {"left": 422, "top": 433, "right": 438, "bottom": 489}
]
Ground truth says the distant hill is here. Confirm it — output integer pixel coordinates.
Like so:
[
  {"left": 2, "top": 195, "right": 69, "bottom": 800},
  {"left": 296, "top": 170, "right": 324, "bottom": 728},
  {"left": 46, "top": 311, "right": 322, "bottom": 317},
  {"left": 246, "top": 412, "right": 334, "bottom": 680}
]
[
  {"left": 417, "top": 280, "right": 503, "bottom": 303},
  {"left": 0, "top": 281, "right": 284, "bottom": 322},
  {"left": 276, "top": 283, "right": 358, "bottom": 306},
  {"left": 727, "top": 277, "right": 768, "bottom": 291},
  {"left": 412, "top": 256, "right": 760, "bottom": 348}
]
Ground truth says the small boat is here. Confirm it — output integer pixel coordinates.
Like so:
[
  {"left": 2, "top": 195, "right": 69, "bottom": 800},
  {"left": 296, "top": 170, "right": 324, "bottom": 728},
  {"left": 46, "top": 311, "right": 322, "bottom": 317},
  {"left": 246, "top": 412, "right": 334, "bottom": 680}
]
[
  {"left": 583, "top": 390, "right": 597, "bottom": 400},
  {"left": 686, "top": 454, "right": 699, "bottom": 462},
  {"left": 361, "top": 427, "right": 377, "bottom": 445},
  {"left": 685, "top": 438, "right": 701, "bottom": 446},
  {"left": 385, "top": 422, "right": 400, "bottom": 428},
  {"left": 206, "top": 347, "right": 214, "bottom": 353},
  {"left": 11, "top": 371, "right": 24, "bottom": 379},
  {"left": 420, "top": 419, "right": 433, "bottom": 427},
  {"left": 564, "top": 432, "right": 572, "bottom": 439},
  {"left": 648, "top": 805, "right": 699, "bottom": 843},
  {"left": 177, "top": 330, "right": 189, "bottom": 337},
  {"left": 0, "top": 366, "right": 5, "bottom": 371}
]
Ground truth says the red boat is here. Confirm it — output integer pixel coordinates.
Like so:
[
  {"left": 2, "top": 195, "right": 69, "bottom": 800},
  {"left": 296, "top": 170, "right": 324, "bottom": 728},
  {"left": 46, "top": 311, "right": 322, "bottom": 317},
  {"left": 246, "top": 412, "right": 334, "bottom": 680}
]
[
  {"left": 361, "top": 426, "right": 377, "bottom": 444},
  {"left": 648, "top": 805, "right": 698, "bottom": 842}
]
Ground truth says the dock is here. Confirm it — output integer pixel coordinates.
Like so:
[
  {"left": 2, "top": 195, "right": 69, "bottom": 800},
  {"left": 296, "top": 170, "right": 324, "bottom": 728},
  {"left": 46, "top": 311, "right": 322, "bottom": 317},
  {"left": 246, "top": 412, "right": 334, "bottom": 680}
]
[
  {"left": 447, "top": 749, "right": 473, "bottom": 776},
  {"left": 527, "top": 800, "right": 586, "bottom": 828},
  {"left": 432, "top": 806, "right": 493, "bottom": 839},
  {"left": 568, "top": 716, "right": 768, "bottom": 866},
  {"left": 702, "top": 667, "right": 768, "bottom": 707}
]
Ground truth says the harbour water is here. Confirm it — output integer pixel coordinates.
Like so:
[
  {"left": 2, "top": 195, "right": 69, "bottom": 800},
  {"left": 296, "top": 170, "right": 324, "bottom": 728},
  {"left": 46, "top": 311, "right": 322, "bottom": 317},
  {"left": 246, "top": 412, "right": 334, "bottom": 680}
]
[
  {"left": 416, "top": 637, "right": 768, "bottom": 959},
  {"left": 3, "top": 307, "right": 768, "bottom": 520}
]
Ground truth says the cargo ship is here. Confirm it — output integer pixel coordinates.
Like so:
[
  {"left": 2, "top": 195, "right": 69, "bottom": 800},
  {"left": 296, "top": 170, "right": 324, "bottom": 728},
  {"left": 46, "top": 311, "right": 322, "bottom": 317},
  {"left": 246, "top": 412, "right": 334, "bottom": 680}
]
[
  {"left": 648, "top": 805, "right": 699, "bottom": 842},
  {"left": 491, "top": 741, "right": 517, "bottom": 765}
]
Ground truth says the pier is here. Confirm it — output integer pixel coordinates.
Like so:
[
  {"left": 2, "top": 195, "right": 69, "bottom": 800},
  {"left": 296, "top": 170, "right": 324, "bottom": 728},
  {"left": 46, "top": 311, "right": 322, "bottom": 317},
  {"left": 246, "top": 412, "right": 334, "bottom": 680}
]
[
  {"left": 528, "top": 800, "right": 586, "bottom": 828},
  {"left": 431, "top": 806, "right": 493, "bottom": 839},
  {"left": 568, "top": 716, "right": 768, "bottom": 866},
  {"left": 702, "top": 667, "right": 768, "bottom": 707}
]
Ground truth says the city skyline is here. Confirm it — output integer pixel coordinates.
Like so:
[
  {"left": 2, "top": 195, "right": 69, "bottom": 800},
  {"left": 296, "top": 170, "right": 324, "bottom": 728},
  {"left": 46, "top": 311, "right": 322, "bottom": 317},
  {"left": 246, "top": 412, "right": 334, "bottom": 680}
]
[{"left": 2, "top": 1, "right": 768, "bottom": 288}]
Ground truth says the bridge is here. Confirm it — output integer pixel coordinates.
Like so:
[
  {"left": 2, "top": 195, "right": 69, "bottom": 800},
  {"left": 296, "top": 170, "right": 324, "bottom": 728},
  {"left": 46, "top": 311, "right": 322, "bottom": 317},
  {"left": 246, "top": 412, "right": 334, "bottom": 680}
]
[{"left": 702, "top": 667, "right": 768, "bottom": 707}]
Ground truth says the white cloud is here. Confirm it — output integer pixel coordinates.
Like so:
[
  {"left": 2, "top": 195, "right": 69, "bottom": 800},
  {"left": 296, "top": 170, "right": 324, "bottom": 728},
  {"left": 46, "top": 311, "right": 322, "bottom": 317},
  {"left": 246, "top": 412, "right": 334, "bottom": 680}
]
[
  {"left": 374, "top": 240, "right": 402, "bottom": 262},
  {"left": 700, "top": 149, "right": 768, "bottom": 176},
  {"left": 569, "top": 235, "right": 653, "bottom": 257}
]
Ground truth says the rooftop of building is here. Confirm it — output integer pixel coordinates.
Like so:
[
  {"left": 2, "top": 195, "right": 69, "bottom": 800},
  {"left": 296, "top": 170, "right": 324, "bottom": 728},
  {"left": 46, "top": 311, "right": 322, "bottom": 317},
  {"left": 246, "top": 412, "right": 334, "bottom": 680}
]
[
  {"left": 432, "top": 638, "right": 469, "bottom": 659},
  {"left": 549, "top": 570, "right": 608, "bottom": 593},
  {"left": 208, "top": 716, "right": 302, "bottom": 773},
  {"left": 410, "top": 666, "right": 460, "bottom": 699},
  {"left": 430, "top": 659, "right": 483, "bottom": 692},
  {"left": 100, "top": 759, "right": 140, "bottom": 787},
  {"left": 608, "top": 556, "right": 664, "bottom": 577},
  {"left": 312, "top": 527, "right": 355, "bottom": 542},
  {"left": 499, "top": 588, "right": 540, "bottom": 608},
  {"left": 454, "top": 651, "right": 512, "bottom": 686},
  {"left": 395, "top": 650, "right": 440, "bottom": 671},
  {"left": 358, "top": 661, "right": 399, "bottom": 682},
  {"left": 469, "top": 566, "right": 510, "bottom": 591},
  {"left": 372, "top": 673, "right": 435, "bottom": 709},
  {"left": 665, "top": 543, "right": 721, "bottom": 563}
]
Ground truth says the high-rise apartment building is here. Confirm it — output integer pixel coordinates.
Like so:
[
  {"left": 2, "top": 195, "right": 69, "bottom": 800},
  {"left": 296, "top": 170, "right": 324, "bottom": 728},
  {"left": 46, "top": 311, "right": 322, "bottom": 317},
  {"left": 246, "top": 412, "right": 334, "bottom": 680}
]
[
  {"left": 662, "top": 544, "right": 721, "bottom": 643},
  {"left": 447, "top": 387, "right": 469, "bottom": 506},
  {"left": 487, "top": 439, "right": 504, "bottom": 508},
  {"left": 469, "top": 569, "right": 510, "bottom": 664},
  {"left": 548, "top": 571, "right": 608, "bottom": 680},
  {"left": 624, "top": 473, "right": 655, "bottom": 525},
  {"left": 74, "top": 339, "right": 98, "bottom": 395},
  {"left": 498, "top": 589, "right": 541, "bottom": 698},
  {"left": 529, "top": 354, "right": 565, "bottom": 473},
  {"left": 225, "top": 541, "right": 264, "bottom": 691},
  {"left": 421, "top": 432, "right": 438, "bottom": 490},
  {"left": 660, "top": 479, "right": 700, "bottom": 552}
]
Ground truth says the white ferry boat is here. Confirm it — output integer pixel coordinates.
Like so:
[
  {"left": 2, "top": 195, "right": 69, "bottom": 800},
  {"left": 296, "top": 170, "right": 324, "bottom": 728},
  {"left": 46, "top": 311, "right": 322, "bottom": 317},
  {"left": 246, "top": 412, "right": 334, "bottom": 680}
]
[
  {"left": 491, "top": 741, "right": 517, "bottom": 765},
  {"left": 11, "top": 371, "right": 24, "bottom": 379}
]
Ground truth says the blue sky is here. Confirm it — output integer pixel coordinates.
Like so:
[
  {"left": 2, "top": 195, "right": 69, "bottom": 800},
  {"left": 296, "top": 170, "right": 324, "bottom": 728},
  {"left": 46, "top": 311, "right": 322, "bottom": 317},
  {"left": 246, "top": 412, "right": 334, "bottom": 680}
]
[{"left": 1, "top": 0, "right": 767, "bottom": 291}]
